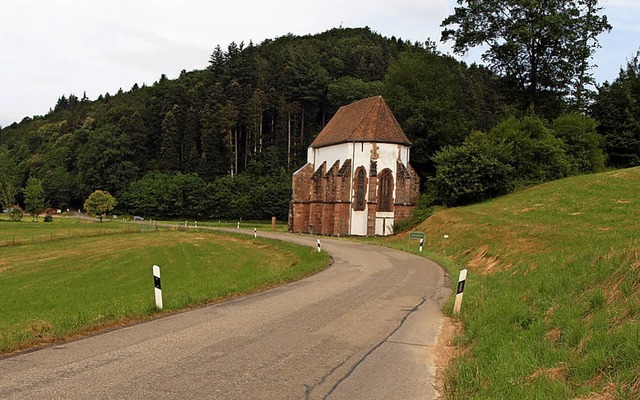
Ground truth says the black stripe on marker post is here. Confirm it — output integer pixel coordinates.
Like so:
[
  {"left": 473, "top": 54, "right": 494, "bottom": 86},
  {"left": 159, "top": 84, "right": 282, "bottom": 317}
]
[
  {"left": 154, "top": 275, "right": 162, "bottom": 290},
  {"left": 457, "top": 279, "right": 465, "bottom": 294},
  {"left": 453, "top": 269, "right": 468, "bottom": 314}
]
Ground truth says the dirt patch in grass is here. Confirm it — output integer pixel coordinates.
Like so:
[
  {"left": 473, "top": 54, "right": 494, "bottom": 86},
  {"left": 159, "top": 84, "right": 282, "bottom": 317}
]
[
  {"left": 631, "top": 378, "right": 640, "bottom": 398},
  {"left": 608, "top": 170, "right": 639, "bottom": 179},
  {"left": 631, "top": 248, "right": 640, "bottom": 270},
  {"left": 545, "top": 327, "right": 562, "bottom": 344},
  {"left": 434, "top": 316, "right": 462, "bottom": 399},
  {"left": 465, "top": 240, "right": 548, "bottom": 275},
  {"left": 467, "top": 245, "right": 505, "bottom": 275},
  {"left": 572, "top": 382, "right": 617, "bottom": 400},
  {"left": 527, "top": 363, "right": 568, "bottom": 383},
  {"left": 27, "top": 320, "right": 54, "bottom": 338},
  {"left": 598, "top": 245, "right": 640, "bottom": 304},
  {"left": 425, "top": 207, "right": 546, "bottom": 274}
]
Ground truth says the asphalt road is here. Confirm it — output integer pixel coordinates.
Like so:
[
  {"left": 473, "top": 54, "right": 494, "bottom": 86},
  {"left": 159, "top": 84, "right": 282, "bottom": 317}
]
[{"left": 0, "top": 230, "right": 451, "bottom": 399}]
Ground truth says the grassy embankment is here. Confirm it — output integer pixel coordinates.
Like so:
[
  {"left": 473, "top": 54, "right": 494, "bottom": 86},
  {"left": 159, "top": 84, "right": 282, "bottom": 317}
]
[
  {"left": 385, "top": 167, "right": 640, "bottom": 399},
  {"left": 0, "top": 219, "right": 328, "bottom": 356}
]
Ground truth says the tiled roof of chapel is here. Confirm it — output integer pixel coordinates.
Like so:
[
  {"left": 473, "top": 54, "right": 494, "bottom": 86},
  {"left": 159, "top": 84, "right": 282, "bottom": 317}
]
[{"left": 310, "top": 96, "right": 411, "bottom": 148}]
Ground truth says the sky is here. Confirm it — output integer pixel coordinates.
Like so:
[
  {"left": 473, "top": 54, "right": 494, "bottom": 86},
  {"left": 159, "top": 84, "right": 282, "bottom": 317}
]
[{"left": 1, "top": 0, "right": 639, "bottom": 127}]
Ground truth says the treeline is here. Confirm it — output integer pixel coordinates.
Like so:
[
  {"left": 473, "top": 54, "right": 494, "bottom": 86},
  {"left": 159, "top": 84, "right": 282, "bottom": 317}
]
[
  {"left": 431, "top": 52, "right": 640, "bottom": 207},
  {"left": 121, "top": 150, "right": 291, "bottom": 220},
  {"left": 432, "top": 113, "right": 604, "bottom": 206},
  {"left": 1, "top": 27, "right": 639, "bottom": 220}
]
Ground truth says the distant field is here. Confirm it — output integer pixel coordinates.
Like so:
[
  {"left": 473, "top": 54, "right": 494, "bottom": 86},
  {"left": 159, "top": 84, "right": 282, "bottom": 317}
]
[
  {"left": 157, "top": 219, "right": 289, "bottom": 232},
  {"left": 0, "top": 215, "right": 156, "bottom": 246},
  {"left": 0, "top": 226, "right": 328, "bottom": 356},
  {"left": 384, "top": 167, "right": 640, "bottom": 399}
]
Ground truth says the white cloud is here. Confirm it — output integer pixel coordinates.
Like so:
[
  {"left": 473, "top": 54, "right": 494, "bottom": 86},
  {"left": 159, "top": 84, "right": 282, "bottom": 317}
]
[{"left": 0, "top": 0, "right": 637, "bottom": 126}]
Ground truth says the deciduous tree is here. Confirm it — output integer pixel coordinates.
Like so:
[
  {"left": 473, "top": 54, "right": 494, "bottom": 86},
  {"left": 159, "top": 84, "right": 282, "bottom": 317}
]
[
  {"left": 441, "top": 0, "right": 611, "bottom": 116},
  {"left": 0, "top": 147, "right": 18, "bottom": 210},
  {"left": 591, "top": 51, "right": 640, "bottom": 168},
  {"left": 84, "top": 190, "right": 116, "bottom": 222},
  {"left": 432, "top": 114, "right": 571, "bottom": 206},
  {"left": 24, "top": 177, "right": 45, "bottom": 221}
]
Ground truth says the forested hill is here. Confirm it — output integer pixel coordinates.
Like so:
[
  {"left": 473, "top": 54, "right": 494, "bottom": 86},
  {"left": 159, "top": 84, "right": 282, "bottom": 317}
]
[
  {"left": 0, "top": 27, "right": 508, "bottom": 219},
  {"left": 2, "top": 27, "right": 636, "bottom": 221}
]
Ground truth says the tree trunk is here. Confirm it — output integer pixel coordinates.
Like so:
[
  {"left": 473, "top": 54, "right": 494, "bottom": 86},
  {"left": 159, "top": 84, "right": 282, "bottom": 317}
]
[
  {"left": 574, "top": 1, "right": 595, "bottom": 112},
  {"left": 271, "top": 115, "right": 276, "bottom": 147},
  {"left": 258, "top": 115, "right": 263, "bottom": 153},
  {"left": 287, "top": 113, "right": 292, "bottom": 169},
  {"left": 230, "top": 127, "right": 234, "bottom": 178},
  {"left": 245, "top": 125, "right": 249, "bottom": 170},
  {"left": 300, "top": 102, "right": 305, "bottom": 149},
  {"left": 235, "top": 126, "right": 239, "bottom": 176}
]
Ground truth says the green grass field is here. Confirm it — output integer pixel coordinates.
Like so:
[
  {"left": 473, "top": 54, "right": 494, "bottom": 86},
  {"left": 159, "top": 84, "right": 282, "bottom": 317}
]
[
  {"left": 0, "top": 215, "right": 157, "bottom": 246},
  {"left": 0, "top": 224, "right": 328, "bottom": 356},
  {"left": 157, "top": 219, "right": 289, "bottom": 232},
  {"left": 384, "top": 167, "right": 640, "bottom": 399}
]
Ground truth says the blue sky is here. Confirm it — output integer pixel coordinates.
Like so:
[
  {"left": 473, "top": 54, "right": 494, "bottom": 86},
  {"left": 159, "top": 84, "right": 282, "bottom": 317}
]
[{"left": 1, "top": 0, "right": 638, "bottom": 127}]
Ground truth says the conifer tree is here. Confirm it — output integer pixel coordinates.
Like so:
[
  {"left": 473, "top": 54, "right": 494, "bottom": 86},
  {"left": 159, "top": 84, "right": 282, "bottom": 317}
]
[{"left": 160, "top": 110, "right": 180, "bottom": 171}]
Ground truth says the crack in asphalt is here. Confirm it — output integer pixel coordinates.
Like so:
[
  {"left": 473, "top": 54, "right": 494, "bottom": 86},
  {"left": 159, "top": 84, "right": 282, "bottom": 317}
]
[
  {"left": 319, "top": 296, "right": 428, "bottom": 400},
  {"left": 304, "top": 360, "right": 347, "bottom": 400},
  {"left": 385, "top": 340, "right": 431, "bottom": 347}
]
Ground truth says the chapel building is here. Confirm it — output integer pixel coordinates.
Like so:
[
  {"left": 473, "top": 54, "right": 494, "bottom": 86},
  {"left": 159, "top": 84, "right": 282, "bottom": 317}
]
[{"left": 289, "top": 96, "right": 420, "bottom": 236}]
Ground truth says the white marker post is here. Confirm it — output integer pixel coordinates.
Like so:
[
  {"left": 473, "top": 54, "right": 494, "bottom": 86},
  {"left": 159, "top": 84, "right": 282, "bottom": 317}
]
[
  {"left": 237, "top": 221, "right": 240, "bottom": 229},
  {"left": 254, "top": 228, "right": 257, "bottom": 238},
  {"left": 419, "top": 238, "right": 424, "bottom": 252},
  {"left": 453, "top": 269, "right": 467, "bottom": 314},
  {"left": 153, "top": 265, "right": 163, "bottom": 309},
  {"left": 317, "top": 239, "right": 321, "bottom": 253}
]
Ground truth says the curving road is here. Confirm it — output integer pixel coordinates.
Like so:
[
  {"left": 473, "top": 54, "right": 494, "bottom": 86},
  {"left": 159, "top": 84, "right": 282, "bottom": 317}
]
[{"left": 0, "top": 230, "right": 451, "bottom": 399}]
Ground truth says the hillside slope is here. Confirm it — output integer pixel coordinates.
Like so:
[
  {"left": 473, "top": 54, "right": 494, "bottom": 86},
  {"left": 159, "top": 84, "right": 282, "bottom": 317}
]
[
  {"left": 391, "top": 167, "right": 640, "bottom": 399},
  {"left": 0, "top": 27, "right": 506, "bottom": 218}
]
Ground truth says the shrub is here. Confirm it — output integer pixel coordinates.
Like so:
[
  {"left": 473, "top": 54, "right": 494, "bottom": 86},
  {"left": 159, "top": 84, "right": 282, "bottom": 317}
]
[
  {"left": 488, "top": 115, "right": 570, "bottom": 187},
  {"left": 43, "top": 213, "right": 53, "bottom": 223},
  {"left": 432, "top": 133, "right": 513, "bottom": 206},
  {"left": 9, "top": 207, "right": 22, "bottom": 221},
  {"left": 432, "top": 114, "right": 572, "bottom": 206},
  {"left": 552, "top": 113, "right": 605, "bottom": 174}
]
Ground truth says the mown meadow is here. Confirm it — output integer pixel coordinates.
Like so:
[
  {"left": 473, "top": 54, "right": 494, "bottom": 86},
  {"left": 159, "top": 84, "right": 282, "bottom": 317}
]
[
  {"left": 385, "top": 167, "right": 640, "bottom": 399},
  {"left": 157, "top": 218, "right": 289, "bottom": 233},
  {"left": 0, "top": 219, "right": 328, "bottom": 356},
  {"left": 0, "top": 215, "right": 154, "bottom": 246}
]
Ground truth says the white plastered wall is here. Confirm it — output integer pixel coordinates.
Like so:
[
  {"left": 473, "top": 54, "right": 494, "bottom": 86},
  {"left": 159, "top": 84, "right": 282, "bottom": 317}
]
[{"left": 308, "top": 142, "right": 411, "bottom": 236}]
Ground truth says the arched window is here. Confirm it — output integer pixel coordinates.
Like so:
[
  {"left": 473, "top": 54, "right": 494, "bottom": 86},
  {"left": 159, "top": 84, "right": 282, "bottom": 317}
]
[
  {"left": 354, "top": 167, "right": 366, "bottom": 211},
  {"left": 377, "top": 169, "right": 394, "bottom": 212}
]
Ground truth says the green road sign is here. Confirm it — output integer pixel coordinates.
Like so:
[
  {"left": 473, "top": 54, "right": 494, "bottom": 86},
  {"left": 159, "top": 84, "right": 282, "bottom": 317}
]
[{"left": 409, "top": 231, "right": 425, "bottom": 239}]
